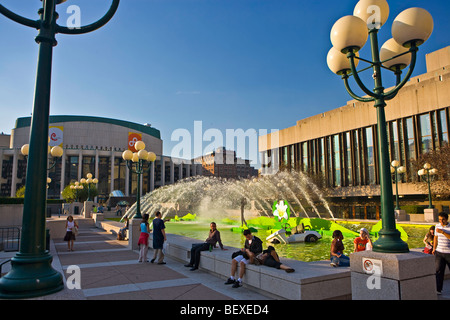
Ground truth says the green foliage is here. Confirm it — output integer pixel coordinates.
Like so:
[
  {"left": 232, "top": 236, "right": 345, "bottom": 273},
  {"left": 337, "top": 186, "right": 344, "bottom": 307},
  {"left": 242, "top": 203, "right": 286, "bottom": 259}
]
[
  {"left": 400, "top": 205, "right": 426, "bottom": 214},
  {"left": 15, "top": 185, "right": 26, "bottom": 198}
]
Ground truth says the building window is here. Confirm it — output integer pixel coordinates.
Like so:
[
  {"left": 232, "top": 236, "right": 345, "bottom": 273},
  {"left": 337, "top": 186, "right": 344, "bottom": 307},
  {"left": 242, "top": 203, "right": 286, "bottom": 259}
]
[
  {"left": 319, "top": 138, "right": 325, "bottom": 174},
  {"left": 365, "top": 127, "right": 376, "bottom": 185},
  {"left": 345, "top": 132, "right": 352, "bottom": 186},
  {"left": 302, "top": 142, "right": 308, "bottom": 172},
  {"left": 98, "top": 157, "right": 110, "bottom": 196},
  {"left": 82, "top": 156, "right": 95, "bottom": 178},
  {"left": 333, "top": 135, "right": 341, "bottom": 187},
  {"left": 419, "top": 113, "right": 433, "bottom": 154},
  {"left": 439, "top": 109, "right": 449, "bottom": 146},
  {"left": 65, "top": 156, "right": 79, "bottom": 183},
  {"left": 353, "top": 130, "right": 360, "bottom": 186}
]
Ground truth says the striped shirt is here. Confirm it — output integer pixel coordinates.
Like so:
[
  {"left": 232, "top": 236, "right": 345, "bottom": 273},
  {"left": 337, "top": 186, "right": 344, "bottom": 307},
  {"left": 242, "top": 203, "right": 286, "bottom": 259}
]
[{"left": 435, "top": 222, "right": 450, "bottom": 254}]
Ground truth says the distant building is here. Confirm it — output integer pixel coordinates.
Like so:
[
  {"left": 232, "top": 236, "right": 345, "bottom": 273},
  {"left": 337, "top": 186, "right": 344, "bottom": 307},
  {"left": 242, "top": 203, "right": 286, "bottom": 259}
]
[
  {"left": 193, "top": 147, "right": 258, "bottom": 179},
  {"left": 0, "top": 115, "right": 202, "bottom": 199}
]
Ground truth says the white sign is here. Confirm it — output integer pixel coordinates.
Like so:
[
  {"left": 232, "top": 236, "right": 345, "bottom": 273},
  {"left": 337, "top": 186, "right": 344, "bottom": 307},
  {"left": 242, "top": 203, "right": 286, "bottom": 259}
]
[{"left": 362, "top": 257, "right": 383, "bottom": 275}]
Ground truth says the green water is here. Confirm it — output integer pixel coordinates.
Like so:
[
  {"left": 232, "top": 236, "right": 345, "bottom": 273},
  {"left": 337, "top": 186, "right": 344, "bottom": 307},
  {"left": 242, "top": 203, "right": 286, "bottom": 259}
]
[{"left": 164, "top": 220, "right": 433, "bottom": 262}]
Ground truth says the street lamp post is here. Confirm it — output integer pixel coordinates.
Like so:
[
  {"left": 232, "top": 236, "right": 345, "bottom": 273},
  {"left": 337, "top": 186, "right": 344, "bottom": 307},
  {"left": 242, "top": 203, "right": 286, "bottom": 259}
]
[
  {"left": 390, "top": 160, "right": 406, "bottom": 210},
  {"left": 0, "top": 0, "right": 120, "bottom": 299},
  {"left": 80, "top": 173, "right": 98, "bottom": 202},
  {"left": 122, "top": 141, "right": 156, "bottom": 219},
  {"left": 327, "top": 0, "right": 433, "bottom": 253},
  {"left": 70, "top": 182, "right": 83, "bottom": 202},
  {"left": 418, "top": 163, "right": 438, "bottom": 209}
]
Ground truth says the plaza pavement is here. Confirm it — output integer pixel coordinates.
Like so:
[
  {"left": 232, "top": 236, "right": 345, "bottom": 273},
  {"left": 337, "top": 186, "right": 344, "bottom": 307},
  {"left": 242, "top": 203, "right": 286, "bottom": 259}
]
[
  {"left": 1, "top": 221, "right": 449, "bottom": 301},
  {"left": 27, "top": 224, "right": 270, "bottom": 300}
]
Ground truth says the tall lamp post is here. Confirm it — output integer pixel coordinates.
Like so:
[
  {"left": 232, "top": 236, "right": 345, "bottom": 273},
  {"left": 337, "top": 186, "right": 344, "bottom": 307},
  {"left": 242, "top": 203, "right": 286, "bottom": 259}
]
[
  {"left": 418, "top": 163, "right": 438, "bottom": 209},
  {"left": 122, "top": 141, "right": 156, "bottom": 219},
  {"left": 80, "top": 173, "right": 98, "bottom": 202},
  {"left": 0, "top": 0, "right": 120, "bottom": 299},
  {"left": 70, "top": 181, "right": 83, "bottom": 202},
  {"left": 326, "top": 0, "right": 433, "bottom": 253},
  {"left": 390, "top": 160, "right": 406, "bottom": 210}
]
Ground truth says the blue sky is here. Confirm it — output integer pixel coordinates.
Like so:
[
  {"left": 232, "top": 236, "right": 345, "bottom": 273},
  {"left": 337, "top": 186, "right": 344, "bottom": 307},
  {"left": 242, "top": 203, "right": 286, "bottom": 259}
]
[{"left": 0, "top": 0, "right": 449, "bottom": 165}]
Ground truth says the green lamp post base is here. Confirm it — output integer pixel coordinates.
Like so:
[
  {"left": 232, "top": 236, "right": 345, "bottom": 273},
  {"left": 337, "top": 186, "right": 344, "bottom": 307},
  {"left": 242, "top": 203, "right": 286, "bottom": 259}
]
[
  {"left": 372, "top": 228, "right": 409, "bottom": 253},
  {"left": 0, "top": 252, "right": 63, "bottom": 299}
]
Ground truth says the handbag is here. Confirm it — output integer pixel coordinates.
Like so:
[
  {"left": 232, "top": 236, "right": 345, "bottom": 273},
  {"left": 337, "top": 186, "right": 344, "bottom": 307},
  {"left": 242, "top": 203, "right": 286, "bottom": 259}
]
[{"left": 72, "top": 226, "right": 79, "bottom": 236}]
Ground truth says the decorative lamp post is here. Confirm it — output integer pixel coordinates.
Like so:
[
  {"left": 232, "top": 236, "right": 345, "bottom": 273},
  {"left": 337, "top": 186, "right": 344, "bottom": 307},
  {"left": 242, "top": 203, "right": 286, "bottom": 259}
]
[
  {"left": 70, "top": 181, "right": 83, "bottom": 202},
  {"left": 327, "top": 0, "right": 433, "bottom": 253},
  {"left": 418, "top": 163, "right": 438, "bottom": 209},
  {"left": 21, "top": 143, "right": 64, "bottom": 170},
  {"left": 122, "top": 141, "right": 156, "bottom": 219},
  {"left": 390, "top": 160, "right": 406, "bottom": 210},
  {"left": 0, "top": 0, "right": 120, "bottom": 299},
  {"left": 81, "top": 173, "right": 98, "bottom": 202}
]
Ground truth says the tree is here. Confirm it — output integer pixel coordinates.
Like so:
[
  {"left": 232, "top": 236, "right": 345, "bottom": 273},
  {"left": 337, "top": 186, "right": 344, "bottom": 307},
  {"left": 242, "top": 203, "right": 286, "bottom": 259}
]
[{"left": 410, "top": 144, "right": 450, "bottom": 199}]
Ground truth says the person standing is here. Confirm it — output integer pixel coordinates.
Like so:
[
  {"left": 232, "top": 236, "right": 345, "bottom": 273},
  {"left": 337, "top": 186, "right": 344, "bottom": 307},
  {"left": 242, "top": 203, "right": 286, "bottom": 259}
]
[
  {"left": 151, "top": 211, "right": 167, "bottom": 264},
  {"left": 433, "top": 212, "right": 450, "bottom": 295},
  {"left": 63, "top": 215, "right": 78, "bottom": 251},
  {"left": 184, "top": 222, "right": 227, "bottom": 271},
  {"left": 137, "top": 214, "right": 150, "bottom": 263}
]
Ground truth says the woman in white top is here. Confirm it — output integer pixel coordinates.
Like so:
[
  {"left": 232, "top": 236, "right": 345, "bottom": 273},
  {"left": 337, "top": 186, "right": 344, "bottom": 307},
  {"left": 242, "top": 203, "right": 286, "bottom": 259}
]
[
  {"left": 433, "top": 212, "right": 450, "bottom": 295},
  {"left": 64, "top": 215, "right": 78, "bottom": 251}
]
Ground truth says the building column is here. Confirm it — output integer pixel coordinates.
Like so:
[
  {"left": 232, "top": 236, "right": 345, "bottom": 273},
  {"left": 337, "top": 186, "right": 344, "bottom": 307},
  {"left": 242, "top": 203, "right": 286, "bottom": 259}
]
[
  {"left": 60, "top": 151, "right": 66, "bottom": 199},
  {"left": 0, "top": 149, "right": 4, "bottom": 193},
  {"left": 95, "top": 149, "right": 99, "bottom": 180},
  {"left": 160, "top": 157, "right": 165, "bottom": 186},
  {"left": 186, "top": 163, "right": 190, "bottom": 178},
  {"left": 170, "top": 159, "right": 175, "bottom": 184},
  {"left": 150, "top": 161, "right": 155, "bottom": 191},
  {"left": 110, "top": 151, "right": 115, "bottom": 194},
  {"left": 78, "top": 150, "right": 83, "bottom": 180},
  {"left": 179, "top": 162, "right": 183, "bottom": 180},
  {"left": 10, "top": 149, "right": 19, "bottom": 197},
  {"left": 125, "top": 164, "right": 130, "bottom": 196}
]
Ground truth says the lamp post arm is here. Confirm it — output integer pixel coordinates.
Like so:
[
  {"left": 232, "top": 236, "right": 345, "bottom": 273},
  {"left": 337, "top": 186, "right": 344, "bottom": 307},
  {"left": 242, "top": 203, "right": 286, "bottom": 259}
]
[
  {"left": 342, "top": 72, "right": 375, "bottom": 103},
  {"left": 56, "top": 0, "right": 120, "bottom": 35},
  {"left": 0, "top": 3, "right": 39, "bottom": 29},
  {"left": 383, "top": 46, "right": 418, "bottom": 101},
  {"left": 347, "top": 51, "right": 378, "bottom": 99}
]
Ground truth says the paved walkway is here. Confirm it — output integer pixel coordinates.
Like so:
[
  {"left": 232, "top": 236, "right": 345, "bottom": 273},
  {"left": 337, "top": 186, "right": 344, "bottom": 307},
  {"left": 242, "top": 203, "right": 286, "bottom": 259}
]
[
  {"left": 35, "top": 225, "right": 270, "bottom": 300},
  {"left": 1, "top": 222, "right": 449, "bottom": 301}
]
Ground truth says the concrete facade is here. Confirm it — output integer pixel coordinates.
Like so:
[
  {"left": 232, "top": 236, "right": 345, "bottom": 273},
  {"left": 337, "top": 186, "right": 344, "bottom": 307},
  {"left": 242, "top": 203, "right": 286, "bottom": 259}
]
[{"left": 259, "top": 46, "right": 450, "bottom": 218}]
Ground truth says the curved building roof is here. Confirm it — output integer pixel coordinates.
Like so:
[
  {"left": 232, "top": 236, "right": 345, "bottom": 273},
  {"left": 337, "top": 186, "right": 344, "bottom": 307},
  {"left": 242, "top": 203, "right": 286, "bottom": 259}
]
[{"left": 15, "top": 115, "right": 160, "bottom": 139}]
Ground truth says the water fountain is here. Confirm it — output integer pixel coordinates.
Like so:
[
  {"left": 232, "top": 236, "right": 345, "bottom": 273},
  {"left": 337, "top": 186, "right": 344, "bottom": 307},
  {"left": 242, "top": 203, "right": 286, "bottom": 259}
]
[{"left": 122, "top": 169, "right": 336, "bottom": 222}]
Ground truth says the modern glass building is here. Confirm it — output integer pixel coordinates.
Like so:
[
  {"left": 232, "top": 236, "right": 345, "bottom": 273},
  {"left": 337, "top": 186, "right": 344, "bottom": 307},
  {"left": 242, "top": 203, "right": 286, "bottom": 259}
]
[
  {"left": 0, "top": 115, "right": 202, "bottom": 199},
  {"left": 259, "top": 46, "right": 450, "bottom": 219}
]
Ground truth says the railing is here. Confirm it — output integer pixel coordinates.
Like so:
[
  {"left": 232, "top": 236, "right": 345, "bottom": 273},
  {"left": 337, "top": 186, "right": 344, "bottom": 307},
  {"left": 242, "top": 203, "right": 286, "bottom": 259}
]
[{"left": 0, "top": 227, "right": 20, "bottom": 252}]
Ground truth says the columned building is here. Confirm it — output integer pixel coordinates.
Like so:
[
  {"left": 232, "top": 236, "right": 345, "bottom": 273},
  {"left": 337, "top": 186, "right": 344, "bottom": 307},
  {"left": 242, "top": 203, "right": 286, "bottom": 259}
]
[
  {"left": 259, "top": 46, "right": 450, "bottom": 219},
  {"left": 0, "top": 115, "right": 202, "bottom": 199}
]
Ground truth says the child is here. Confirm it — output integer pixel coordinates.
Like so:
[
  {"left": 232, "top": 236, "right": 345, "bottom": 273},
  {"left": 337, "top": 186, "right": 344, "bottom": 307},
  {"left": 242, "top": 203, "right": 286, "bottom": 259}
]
[
  {"left": 137, "top": 214, "right": 150, "bottom": 262},
  {"left": 354, "top": 228, "right": 372, "bottom": 252},
  {"left": 63, "top": 215, "right": 78, "bottom": 252}
]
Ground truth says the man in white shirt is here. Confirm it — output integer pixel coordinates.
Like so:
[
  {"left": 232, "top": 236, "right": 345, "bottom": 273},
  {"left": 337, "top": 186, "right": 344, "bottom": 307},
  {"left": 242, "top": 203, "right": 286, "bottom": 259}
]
[{"left": 433, "top": 212, "right": 450, "bottom": 295}]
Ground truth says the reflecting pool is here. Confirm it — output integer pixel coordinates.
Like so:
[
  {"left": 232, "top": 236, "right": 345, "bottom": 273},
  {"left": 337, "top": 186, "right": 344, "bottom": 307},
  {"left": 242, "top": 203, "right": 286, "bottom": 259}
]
[{"left": 165, "top": 220, "right": 433, "bottom": 262}]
